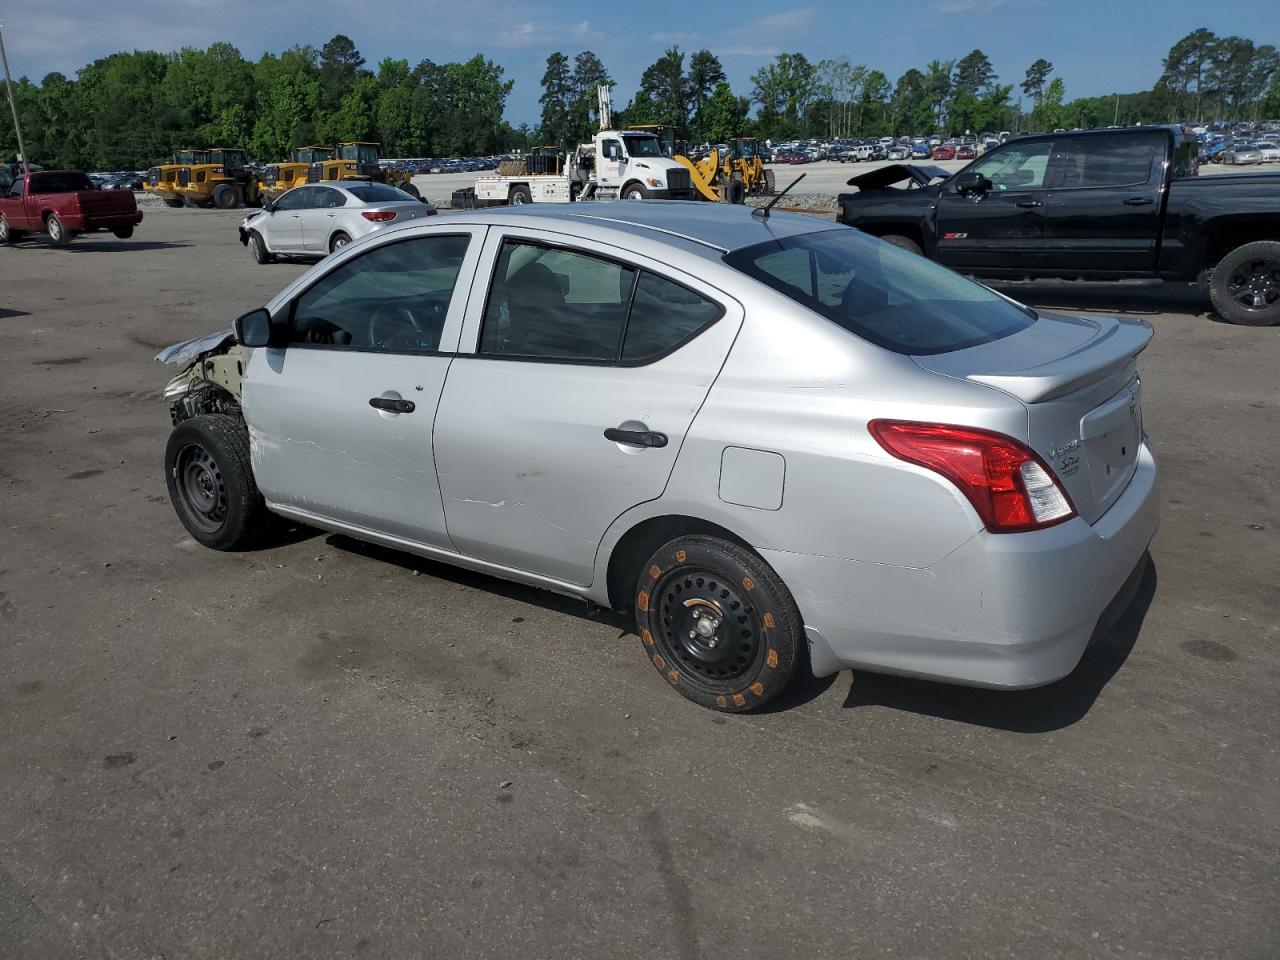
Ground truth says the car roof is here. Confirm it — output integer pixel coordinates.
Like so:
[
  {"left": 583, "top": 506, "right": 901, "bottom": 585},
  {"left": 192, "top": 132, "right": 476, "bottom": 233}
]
[{"left": 448, "top": 202, "right": 835, "bottom": 257}]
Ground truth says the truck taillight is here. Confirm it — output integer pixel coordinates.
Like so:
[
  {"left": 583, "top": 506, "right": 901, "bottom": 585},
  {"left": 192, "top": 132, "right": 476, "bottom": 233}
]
[
  {"left": 868, "top": 420, "right": 1076, "bottom": 533},
  {"left": 361, "top": 210, "right": 397, "bottom": 222}
]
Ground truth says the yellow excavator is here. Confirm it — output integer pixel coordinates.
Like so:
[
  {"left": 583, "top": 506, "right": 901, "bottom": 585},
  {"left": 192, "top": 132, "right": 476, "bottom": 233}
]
[
  {"left": 306, "top": 142, "right": 421, "bottom": 199},
  {"left": 261, "top": 146, "right": 334, "bottom": 200}
]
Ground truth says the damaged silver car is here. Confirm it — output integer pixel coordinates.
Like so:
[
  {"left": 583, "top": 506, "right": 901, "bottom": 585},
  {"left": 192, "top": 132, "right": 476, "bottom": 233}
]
[{"left": 160, "top": 203, "right": 1157, "bottom": 712}]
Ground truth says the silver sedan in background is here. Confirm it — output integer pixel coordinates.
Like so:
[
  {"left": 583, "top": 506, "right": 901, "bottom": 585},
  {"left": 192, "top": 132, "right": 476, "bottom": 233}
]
[{"left": 238, "top": 181, "right": 436, "bottom": 264}]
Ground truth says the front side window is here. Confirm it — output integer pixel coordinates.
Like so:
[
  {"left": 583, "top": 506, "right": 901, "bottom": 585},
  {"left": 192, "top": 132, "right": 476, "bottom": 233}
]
[
  {"left": 970, "top": 140, "right": 1053, "bottom": 191},
  {"left": 1056, "top": 135, "right": 1159, "bottom": 189},
  {"left": 621, "top": 135, "right": 663, "bottom": 158},
  {"left": 275, "top": 187, "right": 313, "bottom": 211},
  {"left": 289, "top": 235, "right": 470, "bottom": 352},
  {"left": 601, "top": 140, "right": 623, "bottom": 162},
  {"left": 724, "top": 228, "right": 1036, "bottom": 355}
]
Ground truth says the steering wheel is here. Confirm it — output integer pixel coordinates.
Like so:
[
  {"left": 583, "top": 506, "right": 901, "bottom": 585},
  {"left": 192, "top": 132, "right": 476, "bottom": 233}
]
[{"left": 369, "top": 304, "right": 430, "bottom": 350}]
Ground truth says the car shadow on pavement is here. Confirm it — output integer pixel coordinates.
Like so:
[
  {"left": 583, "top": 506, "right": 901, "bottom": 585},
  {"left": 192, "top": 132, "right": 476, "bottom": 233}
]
[
  {"left": 840, "top": 558, "right": 1158, "bottom": 733},
  {"left": 56, "top": 241, "right": 191, "bottom": 253},
  {"left": 990, "top": 281, "right": 1210, "bottom": 320},
  {"left": 0, "top": 308, "right": 31, "bottom": 319}
]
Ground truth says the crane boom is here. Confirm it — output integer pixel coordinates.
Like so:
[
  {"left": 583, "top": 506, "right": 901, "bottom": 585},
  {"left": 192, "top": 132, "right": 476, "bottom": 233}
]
[{"left": 597, "top": 84, "right": 612, "bottom": 132}]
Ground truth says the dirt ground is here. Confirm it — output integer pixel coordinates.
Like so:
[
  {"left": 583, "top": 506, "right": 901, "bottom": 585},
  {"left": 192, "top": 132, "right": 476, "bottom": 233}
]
[{"left": 1, "top": 208, "right": 1277, "bottom": 959}]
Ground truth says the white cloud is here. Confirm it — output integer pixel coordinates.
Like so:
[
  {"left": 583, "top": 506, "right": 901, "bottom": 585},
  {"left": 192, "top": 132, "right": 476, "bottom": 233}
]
[
  {"left": 649, "top": 32, "right": 701, "bottom": 46},
  {"left": 932, "top": 0, "right": 1009, "bottom": 12}
]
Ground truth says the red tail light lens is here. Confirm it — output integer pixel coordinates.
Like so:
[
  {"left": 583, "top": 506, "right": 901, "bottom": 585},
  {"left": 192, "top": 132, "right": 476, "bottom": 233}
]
[
  {"left": 868, "top": 420, "right": 1076, "bottom": 533},
  {"left": 361, "top": 210, "right": 397, "bottom": 222}
]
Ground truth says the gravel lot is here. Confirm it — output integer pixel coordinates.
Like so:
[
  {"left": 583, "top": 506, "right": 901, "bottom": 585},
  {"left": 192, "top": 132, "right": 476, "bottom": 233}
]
[{"left": 2, "top": 207, "right": 1278, "bottom": 959}]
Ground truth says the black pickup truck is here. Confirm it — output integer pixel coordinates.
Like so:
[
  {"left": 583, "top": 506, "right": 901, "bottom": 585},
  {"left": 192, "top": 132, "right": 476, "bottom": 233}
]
[{"left": 837, "top": 126, "right": 1280, "bottom": 325}]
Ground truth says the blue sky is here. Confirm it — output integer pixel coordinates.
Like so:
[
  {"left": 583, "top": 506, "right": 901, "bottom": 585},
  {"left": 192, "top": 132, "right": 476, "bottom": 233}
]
[{"left": 6, "top": 0, "right": 1277, "bottom": 124}]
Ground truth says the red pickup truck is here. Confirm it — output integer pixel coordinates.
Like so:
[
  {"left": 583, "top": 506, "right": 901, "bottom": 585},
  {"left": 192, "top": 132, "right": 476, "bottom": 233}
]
[{"left": 0, "top": 170, "right": 143, "bottom": 246}]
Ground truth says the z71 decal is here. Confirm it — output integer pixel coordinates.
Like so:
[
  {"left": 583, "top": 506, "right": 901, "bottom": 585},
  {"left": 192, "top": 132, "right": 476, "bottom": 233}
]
[{"left": 943, "top": 232, "right": 969, "bottom": 240}]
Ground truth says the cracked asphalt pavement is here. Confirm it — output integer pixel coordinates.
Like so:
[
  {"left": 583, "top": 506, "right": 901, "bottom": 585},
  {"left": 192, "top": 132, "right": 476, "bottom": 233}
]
[{"left": 1, "top": 208, "right": 1277, "bottom": 959}]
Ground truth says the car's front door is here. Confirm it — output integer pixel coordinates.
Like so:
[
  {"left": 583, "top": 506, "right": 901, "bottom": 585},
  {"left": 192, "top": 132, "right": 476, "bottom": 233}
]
[
  {"left": 264, "top": 186, "right": 312, "bottom": 252},
  {"left": 933, "top": 138, "right": 1054, "bottom": 273},
  {"left": 1041, "top": 132, "right": 1165, "bottom": 275},
  {"left": 299, "top": 186, "right": 346, "bottom": 252},
  {"left": 432, "top": 231, "right": 741, "bottom": 585},
  {"left": 244, "top": 228, "right": 485, "bottom": 547}
]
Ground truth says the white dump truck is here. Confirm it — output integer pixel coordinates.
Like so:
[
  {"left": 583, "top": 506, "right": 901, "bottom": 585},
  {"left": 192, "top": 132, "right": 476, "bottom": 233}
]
[{"left": 470, "top": 87, "right": 694, "bottom": 205}]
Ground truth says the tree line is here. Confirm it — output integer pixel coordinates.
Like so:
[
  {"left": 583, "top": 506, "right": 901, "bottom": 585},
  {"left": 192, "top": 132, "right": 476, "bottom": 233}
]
[{"left": 2, "top": 29, "right": 1278, "bottom": 170}]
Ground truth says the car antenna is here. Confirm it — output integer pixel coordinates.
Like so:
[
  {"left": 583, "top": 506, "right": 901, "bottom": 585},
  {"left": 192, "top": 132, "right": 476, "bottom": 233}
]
[{"left": 752, "top": 173, "right": 805, "bottom": 220}]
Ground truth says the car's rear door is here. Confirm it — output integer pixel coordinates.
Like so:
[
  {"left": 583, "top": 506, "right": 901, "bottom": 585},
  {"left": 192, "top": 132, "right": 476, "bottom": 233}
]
[
  {"left": 244, "top": 227, "right": 485, "bottom": 547},
  {"left": 1041, "top": 132, "right": 1165, "bottom": 275},
  {"left": 933, "top": 138, "right": 1054, "bottom": 273},
  {"left": 432, "top": 229, "right": 741, "bottom": 586}
]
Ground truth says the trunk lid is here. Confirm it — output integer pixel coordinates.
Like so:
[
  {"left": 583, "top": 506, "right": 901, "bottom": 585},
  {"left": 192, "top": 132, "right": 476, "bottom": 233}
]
[{"left": 912, "top": 312, "right": 1152, "bottom": 524}]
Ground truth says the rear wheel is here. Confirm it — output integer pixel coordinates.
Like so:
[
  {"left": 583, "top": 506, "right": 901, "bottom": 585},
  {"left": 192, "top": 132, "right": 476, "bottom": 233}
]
[
  {"left": 249, "top": 230, "right": 274, "bottom": 264},
  {"left": 400, "top": 181, "right": 422, "bottom": 200},
  {"left": 1209, "top": 241, "right": 1280, "bottom": 326},
  {"left": 880, "top": 233, "right": 923, "bottom": 255},
  {"left": 212, "top": 184, "right": 242, "bottom": 209},
  {"left": 45, "top": 214, "right": 69, "bottom": 246},
  {"left": 634, "top": 536, "right": 801, "bottom": 712},
  {"left": 164, "top": 414, "right": 265, "bottom": 551},
  {"left": 0, "top": 215, "right": 11, "bottom": 243},
  {"left": 163, "top": 198, "right": 184, "bottom": 208},
  {"left": 112, "top": 225, "right": 134, "bottom": 239},
  {"left": 329, "top": 232, "right": 351, "bottom": 253},
  {"left": 509, "top": 185, "right": 532, "bottom": 205}
]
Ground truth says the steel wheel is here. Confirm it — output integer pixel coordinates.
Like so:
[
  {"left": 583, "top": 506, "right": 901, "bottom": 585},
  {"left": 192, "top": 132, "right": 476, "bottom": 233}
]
[
  {"left": 174, "top": 441, "right": 227, "bottom": 535},
  {"left": 1227, "top": 257, "right": 1280, "bottom": 312},
  {"left": 653, "top": 567, "right": 764, "bottom": 687}
]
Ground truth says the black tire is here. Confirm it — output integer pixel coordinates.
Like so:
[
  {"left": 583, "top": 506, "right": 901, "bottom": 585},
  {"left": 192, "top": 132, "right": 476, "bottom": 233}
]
[
  {"left": 1208, "top": 240, "right": 1280, "bottom": 326},
  {"left": 509, "top": 185, "right": 532, "bottom": 205},
  {"left": 163, "top": 198, "right": 184, "bottom": 208},
  {"left": 112, "top": 225, "right": 134, "bottom": 239},
  {"left": 249, "top": 230, "right": 274, "bottom": 264},
  {"left": 0, "top": 215, "right": 11, "bottom": 243},
  {"left": 634, "top": 535, "right": 801, "bottom": 712},
  {"left": 722, "top": 178, "right": 747, "bottom": 205},
  {"left": 212, "top": 184, "right": 242, "bottom": 209},
  {"left": 622, "top": 182, "right": 649, "bottom": 200},
  {"left": 764, "top": 169, "right": 776, "bottom": 195},
  {"left": 881, "top": 233, "right": 923, "bottom": 255},
  {"left": 165, "top": 414, "right": 265, "bottom": 550},
  {"left": 400, "top": 181, "right": 422, "bottom": 200},
  {"left": 329, "top": 231, "right": 351, "bottom": 254},
  {"left": 45, "top": 214, "right": 69, "bottom": 246}
]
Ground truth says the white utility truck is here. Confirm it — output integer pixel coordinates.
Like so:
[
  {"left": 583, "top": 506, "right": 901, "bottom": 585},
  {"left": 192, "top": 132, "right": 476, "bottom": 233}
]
[{"left": 472, "top": 87, "right": 694, "bottom": 205}]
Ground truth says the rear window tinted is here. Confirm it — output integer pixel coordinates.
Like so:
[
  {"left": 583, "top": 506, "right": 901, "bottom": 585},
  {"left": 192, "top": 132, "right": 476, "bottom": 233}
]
[
  {"left": 29, "top": 172, "right": 94, "bottom": 193},
  {"left": 346, "top": 183, "right": 414, "bottom": 203},
  {"left": 723, "top": 228, "right": 1035, "bottom": 355},
  {"left": 1056, "top": 135, "right": 1159, "bottom": 189}
]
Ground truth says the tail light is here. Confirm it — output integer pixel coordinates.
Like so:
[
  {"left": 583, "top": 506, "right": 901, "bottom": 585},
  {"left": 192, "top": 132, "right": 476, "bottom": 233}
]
[
  {"left": 361, "top": 210, "right": 397, "bottom": 222},
  {"left": 869, "top": 420, "right": 1076, "bottom": 533}
]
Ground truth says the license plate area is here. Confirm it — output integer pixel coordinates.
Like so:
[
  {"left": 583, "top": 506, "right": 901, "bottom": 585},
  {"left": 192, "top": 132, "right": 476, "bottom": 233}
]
[{"left": 1082, "top": 378, "right": 1141, "bottom": 509}]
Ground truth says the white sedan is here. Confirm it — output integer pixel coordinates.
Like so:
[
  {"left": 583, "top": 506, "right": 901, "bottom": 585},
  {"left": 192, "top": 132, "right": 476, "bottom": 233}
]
[
  {"left": 1257, "top": 142, "right": 1280, "bottom": 163},
  {"left": 239, "top": 181, "right": 436, "bottom": 264}
]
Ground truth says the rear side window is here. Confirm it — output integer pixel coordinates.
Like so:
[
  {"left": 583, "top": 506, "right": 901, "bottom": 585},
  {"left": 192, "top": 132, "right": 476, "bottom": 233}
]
[
  {"left": 1055, "top": 135, "right": 1159, "bottom": 189},
  {"left": 28, "top": 172, "right": 94, "bottom": 193},
  {"left": 480, "top": 240, "right": 723, "bottom": 364},
  {"left": 724, "top": 228, "right": 1035, "bottom": 355}
]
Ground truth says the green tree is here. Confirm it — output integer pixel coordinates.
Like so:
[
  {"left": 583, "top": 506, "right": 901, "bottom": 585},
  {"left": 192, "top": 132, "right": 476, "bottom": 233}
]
[
  {"left": 569, "top": 51, "right": 611, "bottom": 139},
  {"left": 1032, "top": 76, "right": 1066, "bottom": 130},
  {"left": 953, "top": 49, "right": 996, "bottom": 95},
  {"left": 639, "top": 47, "right": 688, "bottom": 132},
  {"left": 539, "top": 52, "right": 573, "bottom": 148},
  {"left": 750, "top": 53, "right": 818, "bottom": 139},
  {"left": 250, "top": 47, "right": 321, "bottom": 161},
  {"left": 318, "top": 35, "right": 366, "bottom": 113},
  {"left": 923, "top": 59, "right": 955, "bottom": 131},
  {"left": 687, "top": 49, "right": 726, "bottom": 134},
  {"left": 1160, "top": 28, "right": 1217, "bottom": 120},
  {"left": 1021, "top": 58, "right": 1054, "bottom": 105},
  {"left": 700, "top": 81, "right": 748, "bottom": 144},
  {"left": 375, "top": 58, "right": 414, "bottom": 155},
  {"left": 855, "top": 69, "right": 890, "bottom": 136},
  {"left": 890, "top": 68, "right": 933, "bottom": 136}
]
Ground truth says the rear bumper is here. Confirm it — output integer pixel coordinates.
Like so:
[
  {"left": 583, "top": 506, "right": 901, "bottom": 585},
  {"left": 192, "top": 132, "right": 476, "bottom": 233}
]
[{"left": 764, "top": 440, "right": 1159, "bottom": 688}]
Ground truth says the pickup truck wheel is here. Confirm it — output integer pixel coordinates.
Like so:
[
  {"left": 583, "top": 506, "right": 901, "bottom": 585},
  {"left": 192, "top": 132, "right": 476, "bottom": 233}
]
[
  {"left": 45, "top": 214, "right": 69, "bottom": 246},
  {"left": 111, "top": 225, "right": 134, "bottom": 239},
  {"left": 1210, "top": 241, "right": 1280, "bottom": 326},
  {"left": 165, "top": 414, "right": 265, "bottom": 551},
  {"left": 881, "top": 234, "right": 923, "bottom": 256},
  {"left": 0, "top": 215, "right": 10, "bottom": 243},
  {"left": 634, "top": 535, "right": 801, "bottom": 712},
  {"left": 249, "top": 230, "right": 275, "bottom": 264}
]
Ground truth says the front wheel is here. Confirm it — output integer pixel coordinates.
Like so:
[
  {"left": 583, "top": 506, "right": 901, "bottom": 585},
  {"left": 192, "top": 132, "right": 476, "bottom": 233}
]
[
  {"left": 0, "top": 215, "right": 11, "bottom": 243},
  {"left": 1209, "top": 240, "right": 1280, "bottom": 326},
  {"left": 764, "top": 169, "right": 776, "bottom": 195},
  {"left": 634, "top": 536, "right": 802, "bottom": 712},
  {"left": 165, "top": 414, "right": 265, "bottom": 550},
  {"left": 622, "top": 183, "right": 648, "bottom": 200},
  {"left": 249, "top": 230, "right": 274, "bottom": 264}
]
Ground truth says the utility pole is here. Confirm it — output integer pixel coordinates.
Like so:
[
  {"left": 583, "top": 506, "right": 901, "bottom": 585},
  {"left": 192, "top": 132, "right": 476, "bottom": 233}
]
[
  {"left": 0, "top": 22, "right": 28, "bottom": 174},
  {"left": 1114, "top": 92, "right": 1121, "bottom": 127}
]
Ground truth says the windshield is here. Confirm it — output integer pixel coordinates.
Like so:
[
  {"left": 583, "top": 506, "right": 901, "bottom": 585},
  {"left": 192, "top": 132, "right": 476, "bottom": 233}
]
[
  {"left": 738, "top": 140, "right": 757, "bottom": 159},
  {"left": 723, "top": 228, "right": 1037, "bottom": 355},
  {"left": 622, "top": 135, "right": 664, "bottom": 158},
  {"left": 28, "top": 172, "right": 95, "bottom": 194}
]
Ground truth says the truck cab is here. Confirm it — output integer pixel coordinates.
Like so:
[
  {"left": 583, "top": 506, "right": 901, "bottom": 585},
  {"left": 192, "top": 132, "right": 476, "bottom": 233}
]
[{"left": 591, "top": 130, "right": 693, "bottom": 200}]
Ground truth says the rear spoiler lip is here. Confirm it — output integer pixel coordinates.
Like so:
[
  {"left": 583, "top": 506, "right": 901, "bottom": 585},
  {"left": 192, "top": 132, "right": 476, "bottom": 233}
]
[{"left": 964, "top": 317, "right": 1153, "bottom": 403}]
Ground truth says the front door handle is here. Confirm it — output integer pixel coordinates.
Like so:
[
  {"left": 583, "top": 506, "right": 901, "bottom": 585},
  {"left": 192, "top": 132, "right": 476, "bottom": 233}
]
[
  {"left": 1122, "top": 197, "right": 1153, "bottom": 206},
  {"left": 1015, "top": 199, "right": 1043, "bottom": 208},
  {"left": 604, "top": 427, "right": 668, "bottom": 448},
  {"left": 369, "top": 397, "right": 415, "bottom": 414}
]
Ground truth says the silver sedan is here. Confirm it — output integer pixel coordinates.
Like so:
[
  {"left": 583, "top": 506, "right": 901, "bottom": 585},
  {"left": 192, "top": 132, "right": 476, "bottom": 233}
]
[
  {"left": 161, "top": 203, "right": 1158, "bottom": 712},
  {"left": 238, "top": 181, "right": 436, "bottom": 263}
]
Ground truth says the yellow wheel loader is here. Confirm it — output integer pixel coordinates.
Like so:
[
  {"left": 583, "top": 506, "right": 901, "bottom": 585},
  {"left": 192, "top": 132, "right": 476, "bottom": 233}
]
[
  {"left": 144, "top": 149, "right": 208, "bottom": 208},
  {"left": 261, "top": 146, "right": 334, "bottom": 201},
  {"left": 307, "top": 142, "right": 422, "bottom": 199},
  {"left": 172, "top": 148, "right": 264, "bottom": 209}
]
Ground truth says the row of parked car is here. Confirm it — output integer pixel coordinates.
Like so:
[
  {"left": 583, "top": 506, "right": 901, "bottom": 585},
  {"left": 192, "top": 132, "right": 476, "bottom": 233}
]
[{"left": 89, "top": 171, "right": 145, "bottom": 191}]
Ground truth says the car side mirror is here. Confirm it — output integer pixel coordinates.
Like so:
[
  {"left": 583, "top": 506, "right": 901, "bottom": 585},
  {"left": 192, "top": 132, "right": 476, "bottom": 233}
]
[
  {"left": 260, "top": 199, "right": 275, "bottom": 214},
  {"left": 954, "top": 171, "right": 992, "bottom": 195},
  {"left": 234, "top": 308, "right": 272, "bottom": 348}
]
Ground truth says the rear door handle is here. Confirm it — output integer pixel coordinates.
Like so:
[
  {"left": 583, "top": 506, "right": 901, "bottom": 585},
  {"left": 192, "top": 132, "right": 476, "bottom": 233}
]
[
  {"left": 604, "top": 427, "right": 668, "bottom": 448},
  {"left": 369, "top": 397, "right": 415, "bottom": 414},
  {"left": 1122, "top": 197, "right": 1153, "bottom": 206},
  {"left": 1015, "top": 199, "right": 1043, "bottom": 208}
]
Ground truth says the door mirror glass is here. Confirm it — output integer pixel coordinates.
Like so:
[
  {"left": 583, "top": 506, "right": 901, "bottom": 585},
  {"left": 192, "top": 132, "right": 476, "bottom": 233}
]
[
  {"left": 261, "top": 199, "right": 275, "bottom": 213},
  {"left": 954, "top": 171, "right": 992, "bottom": 195},
  {"left": 234, "top": 308, "right": 272, "bottom": 348}
]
